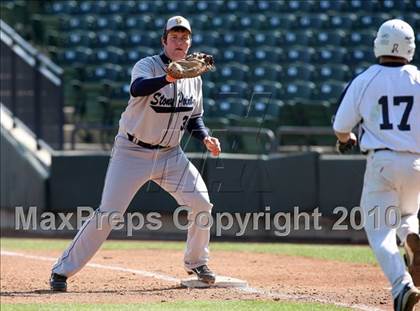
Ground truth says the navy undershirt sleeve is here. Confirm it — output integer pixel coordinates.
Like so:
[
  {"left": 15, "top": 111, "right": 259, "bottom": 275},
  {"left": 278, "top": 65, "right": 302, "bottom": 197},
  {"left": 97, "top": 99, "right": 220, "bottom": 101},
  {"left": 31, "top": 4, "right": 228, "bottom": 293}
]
[
  {"left": 130, "top": 75, "right": 170, "bottom": 97},
  {"left": 186, "top": 116, "right": 209, "bottom": 141}
]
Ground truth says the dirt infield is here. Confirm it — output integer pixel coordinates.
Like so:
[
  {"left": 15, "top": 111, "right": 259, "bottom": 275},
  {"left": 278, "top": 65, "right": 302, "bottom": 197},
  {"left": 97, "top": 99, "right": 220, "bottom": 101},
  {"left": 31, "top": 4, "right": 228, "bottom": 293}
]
[{"left": 1, "top": 248, "right": 391, "bottom": 309}]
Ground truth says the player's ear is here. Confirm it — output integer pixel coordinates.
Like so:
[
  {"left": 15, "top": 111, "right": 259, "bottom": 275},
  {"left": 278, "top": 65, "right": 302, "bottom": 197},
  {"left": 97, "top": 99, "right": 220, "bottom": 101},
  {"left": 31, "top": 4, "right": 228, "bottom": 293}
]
[{"left": 161, "top": 36, "right": 166, "bottom": 46}]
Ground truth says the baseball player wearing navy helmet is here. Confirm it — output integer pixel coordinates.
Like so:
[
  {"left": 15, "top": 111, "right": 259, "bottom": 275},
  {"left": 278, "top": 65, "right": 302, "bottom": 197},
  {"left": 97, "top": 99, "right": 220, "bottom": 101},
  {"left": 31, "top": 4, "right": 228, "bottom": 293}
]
[
  {"left": 334, "top": 19, "right": 420, "bottom": 311},
  {"left": 50, "top": 16, "right": 221, "bottom": 291}
]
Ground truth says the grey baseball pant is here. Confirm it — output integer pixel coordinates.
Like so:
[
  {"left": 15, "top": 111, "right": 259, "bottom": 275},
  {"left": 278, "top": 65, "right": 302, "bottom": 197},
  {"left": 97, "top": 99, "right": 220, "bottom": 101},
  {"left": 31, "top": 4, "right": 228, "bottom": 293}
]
[{"left": 52, "top": 134, "right": 213, "bottom": 277}]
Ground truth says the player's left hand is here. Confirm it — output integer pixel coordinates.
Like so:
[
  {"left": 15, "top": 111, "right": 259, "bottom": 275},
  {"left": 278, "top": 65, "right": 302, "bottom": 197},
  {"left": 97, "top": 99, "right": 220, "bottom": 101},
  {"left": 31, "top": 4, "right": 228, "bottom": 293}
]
[{"left": 203, "top": 136, "right": 221, "bottom": 157}]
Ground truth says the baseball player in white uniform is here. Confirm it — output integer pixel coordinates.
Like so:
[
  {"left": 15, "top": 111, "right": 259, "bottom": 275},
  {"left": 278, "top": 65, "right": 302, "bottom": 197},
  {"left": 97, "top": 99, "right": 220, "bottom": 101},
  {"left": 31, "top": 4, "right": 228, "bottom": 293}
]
[
  {"left": 50, "top": 16, "right": 221, "bottom": 291},
  {"left": 333, "top": 19, "right": 420, "bottom": 311}
]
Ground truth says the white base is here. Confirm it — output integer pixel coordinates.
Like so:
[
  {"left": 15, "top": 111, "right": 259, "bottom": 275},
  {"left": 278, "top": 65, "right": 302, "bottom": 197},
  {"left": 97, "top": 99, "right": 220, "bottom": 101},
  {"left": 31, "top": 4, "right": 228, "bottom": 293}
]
[{"left": 180, "top": 276, "right": 248, "bottom": 288}]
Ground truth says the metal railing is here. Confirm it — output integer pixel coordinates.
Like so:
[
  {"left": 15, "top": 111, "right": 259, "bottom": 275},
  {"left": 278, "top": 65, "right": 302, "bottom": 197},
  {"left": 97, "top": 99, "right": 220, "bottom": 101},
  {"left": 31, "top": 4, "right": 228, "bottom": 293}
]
[{"left": 0, "top": 19, "right": 64, "bottom": 149}]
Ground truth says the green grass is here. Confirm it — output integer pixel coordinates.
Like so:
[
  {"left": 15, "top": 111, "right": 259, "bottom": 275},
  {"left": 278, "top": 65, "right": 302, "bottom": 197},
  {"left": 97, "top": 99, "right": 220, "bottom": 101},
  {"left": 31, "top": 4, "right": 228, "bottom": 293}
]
[
  {"left": 0, "top": 301, "right": 350, "bottom": 310},
  {"left": 0, "top": 238, "right": 377, "bottom": 265}
]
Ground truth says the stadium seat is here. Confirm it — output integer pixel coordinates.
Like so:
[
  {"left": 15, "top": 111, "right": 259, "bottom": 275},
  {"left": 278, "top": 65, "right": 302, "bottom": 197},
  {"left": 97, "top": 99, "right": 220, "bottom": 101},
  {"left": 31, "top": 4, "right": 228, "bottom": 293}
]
[
  {"left": 311, "top": 0, "right": 347, "bottom": 12},
  {"left": 315, "top": 64, "right": 350, "bottom": 82},
  {"left": 314, "top": 80, "right": 347, "bottom": 103},
  {"left": 57, "top": 47, "right": 93, "bottom": 65},
  {"left": 79, "top": 31, "right": 97, "bottom": 48},
  {"left": 203, "top": 116, "right": 231, "bottom": 135},
  {"left": 223, "top": 0, "right": 256, "bottom": 13},
  {"left": 85, "top": 64, "right": 124, "bottom": 82},
  {"left": 283, "top": 0, "right": 314, "bottom": 12},
  {"left": 46, "top": 1, "right": 76, "bottom": 14},
  {"left": 125, "top": 47, "right": 156, "bottom": 65},
  {"left": 253, "top": 81, "right": 283, "bottom": 98},
  {"left": 235, "top": 14, "right": 266, "bottom": 30},
  {"left": 345, "top": 0, "right": 380, "bottom": 12},
  {"left": 108, "top": 1, "right": 132, "bottom": 14},
  {"left": 347, "top": 47, "right": 375, "bottom": 65},
  {"left": 191, "top": 14, "right": 212, "bottom": 31},
  {"left": 78, "top": 1, "right": 97, "bottom": 14},
  {"left": 313, "top": 30, "right": 346, "bottom": 47},
  {"left": 212, "top": 98, "right": 248, "bottom": 119},
  {"left": 231, "top": 98, "right": 281, "bottom": 138},
  {"left": 252, "top": 63, "right": 283, "bottom": 81},
  {"left": 301, "top": 100, "right": 333, "bottom": 126},
  {"left": 84, "top": 14, "right": 103, "bottom": 31},
  {"left": 192, "top": 31, "right": 220, "bottom": 47},
  {"left": 220, "top": 47, "right": 251, "bottom": 63},
  {"left": 219, "top": 63, "right": 250, "bottom": 81},
  {"left": 356, "top": 13, "right": 392, "bottom": 30},
  {"left": 282, "top": 81, "right": 315, "bottom": 102},
  {"left": 125, "top": 15, "right": 152, "bottom": 30},
  {"left": 193, "top": 1, "right": 224, "bottom": 14},
  {"left": 316, "top": 47, "right": 347, "bottom": 64},
  {"left": 285, "top": 46, "right": 315, "bottom": 63},
  {"left": 203, "top": 81, "right": 216, "bottom": 99},
  {"left": 218, "top": 31, "right": 251, "bottom": 47},
  {"left": 403, "top": 13, "right": 420, "bottom": 30},
  {"left": 282, "top": 63, "right": 315, "bottom": 82},
  {"left": 251, "top": 30, "right": 282, "bottom": 46},
  {"left": 329, "top": 13, "right": 357, "bottom": 29},
  {"left": 162, "top": 1, "right": 183, "bottom": 13},
  {"left": 149, "top": 16, "right": 167, "bottom": 31},
  {"left": 296, "top": 13, "right": 329, "bottom": 29},
  {"left": 347, "top": 30, "right": 375, "bottom": 47},
  {"left": 245, "top": 98, "right": 280, "bottom": 119},
  {"left": 210, "top": 14, "right": 238, "bottom": 29},
  {"left": 96, "top": 31, "right": 127, "bottom": 48},
  {"left": 263, "top": 13, "right": 297, "bottom": 30},
  {"left": 255, "top": 0, "right": 285, "bottom": 12},
  {"left": 182, "top": 0, "right": 201, "bottom": 13},
  {"left": 203, "top": 98, "right": 217, "bottom": 117},
  {"left": 59, "top": 15, "right": 85, "bottom": 31},
  {"left": 215, "top": 81, "right": 249, "bottom": 99},
  {"left": 126, "top": 30, "right": 158, "bottom": 48},
  {"left": 230, "top": 96, "right": 283, "bottom": 131},
  {"left": 379, "top": 0, "right": 409, "bottom": 11},
  {"left": 283, "top": 30, "right": 313, "bottom": 46},
  {"left": 253, "top": 46, "right": 284, "bottom": 63},
  {"left": 132, "top": 1, "right": 161, "bottom": 14},
  {"left": 93, "top": 46, "right": 124, "bottom": 64},
  {"left": 278, "top": 100, "right": 301, "bottom": 126}
]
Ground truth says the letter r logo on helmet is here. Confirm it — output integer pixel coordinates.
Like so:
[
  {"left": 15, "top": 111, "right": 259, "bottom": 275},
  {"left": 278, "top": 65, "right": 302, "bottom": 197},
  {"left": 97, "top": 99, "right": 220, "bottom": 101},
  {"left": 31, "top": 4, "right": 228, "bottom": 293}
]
[{"left": 374, "top": 19, "right": 416, "bottom": 62}]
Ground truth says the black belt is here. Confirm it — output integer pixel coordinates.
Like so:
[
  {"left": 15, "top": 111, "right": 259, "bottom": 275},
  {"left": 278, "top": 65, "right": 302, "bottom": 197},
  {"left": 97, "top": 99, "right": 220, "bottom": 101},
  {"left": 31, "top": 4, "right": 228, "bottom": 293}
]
[
  {"left": 373, "top": 148, "right": 393, "bottom": 153},
  {"left": 127, "top": 133, "right": 169, "bottom": 149}
]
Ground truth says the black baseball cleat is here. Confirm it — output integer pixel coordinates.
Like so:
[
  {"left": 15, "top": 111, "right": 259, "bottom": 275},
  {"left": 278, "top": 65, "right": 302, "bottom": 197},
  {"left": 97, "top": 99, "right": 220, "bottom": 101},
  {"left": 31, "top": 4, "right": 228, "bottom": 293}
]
[
  {"left": 394, "top": 284, "right": 420, "bottom": 311},
  {"left": 50, "top": 273, "right": 67, "bottom": 292},
  {"left": 404, "top": 233, "right": 420, "bottom": 287},
  {"left": 186, "top": 265, "right": 216, "bottom": 284}
]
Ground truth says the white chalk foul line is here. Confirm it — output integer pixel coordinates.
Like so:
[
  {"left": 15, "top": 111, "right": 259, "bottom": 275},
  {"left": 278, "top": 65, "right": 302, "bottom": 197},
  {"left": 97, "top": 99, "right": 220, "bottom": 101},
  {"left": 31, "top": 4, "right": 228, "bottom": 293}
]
[
  {"left": 0, "top": 250, "right": 178, "bottom": 283},
  {"left": 1, "top": 250, "right": 384, "bottom": 311}
]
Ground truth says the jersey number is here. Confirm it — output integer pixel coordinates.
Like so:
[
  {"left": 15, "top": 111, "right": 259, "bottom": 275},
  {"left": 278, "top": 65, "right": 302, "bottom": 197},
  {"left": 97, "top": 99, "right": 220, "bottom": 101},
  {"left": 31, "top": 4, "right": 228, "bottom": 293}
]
[
  {"left": 180, "top": 116, "right": 189, "bottom": 131},
  {"left": 379, "top": 95, "right": 413, "bottom": 131}
]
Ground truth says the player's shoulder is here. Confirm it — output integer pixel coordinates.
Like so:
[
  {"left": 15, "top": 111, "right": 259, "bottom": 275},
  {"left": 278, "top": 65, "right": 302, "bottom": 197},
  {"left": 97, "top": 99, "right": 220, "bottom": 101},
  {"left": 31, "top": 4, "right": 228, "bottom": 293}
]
[
  {"left": 352, "top": 64, "right": 382, "bottom": 83},
  {"left": 401, "top": 64, "right": 420, "bottom": 83},
  {"left": 133, "top": 54, "right": 160, "bottom": 68}
]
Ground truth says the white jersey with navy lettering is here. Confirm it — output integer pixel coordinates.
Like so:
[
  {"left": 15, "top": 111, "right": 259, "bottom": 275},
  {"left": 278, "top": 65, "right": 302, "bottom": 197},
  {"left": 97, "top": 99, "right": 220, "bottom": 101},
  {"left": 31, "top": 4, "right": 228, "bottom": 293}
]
[
  {"left": 333, "top": 64, "right": 420, "bottom": 153},
  {"left": 119, "top": 54, "right": 203, "bottom": 147}
]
